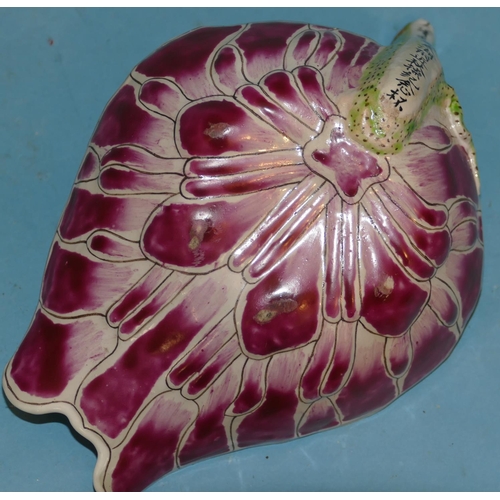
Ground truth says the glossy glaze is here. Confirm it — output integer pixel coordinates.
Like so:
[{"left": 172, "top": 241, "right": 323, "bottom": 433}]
[{"left": 3, "top": 20, "right": 482, "bottom": 492}]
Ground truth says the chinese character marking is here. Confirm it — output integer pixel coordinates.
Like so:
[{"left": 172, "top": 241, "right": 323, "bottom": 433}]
[
  {"left": 386, "top": 88, "right": 400, "bottom": 100},
  {"left": 387, "top": 42, "right": 436, "bottom": 113}
]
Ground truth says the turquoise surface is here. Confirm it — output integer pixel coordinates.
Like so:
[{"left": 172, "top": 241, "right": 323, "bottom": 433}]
[{"left": 1, "top": 7, "right": 499, "bottom": 492}]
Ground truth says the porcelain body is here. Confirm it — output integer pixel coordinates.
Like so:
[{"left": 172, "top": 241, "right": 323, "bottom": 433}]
[{"left": 3, "top": 20, "right": 483, "bottom": 492}]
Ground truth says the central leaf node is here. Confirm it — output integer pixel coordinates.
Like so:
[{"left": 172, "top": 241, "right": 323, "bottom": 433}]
[{"left": 304, "top": 116, "right": 388, "bottom": 203}]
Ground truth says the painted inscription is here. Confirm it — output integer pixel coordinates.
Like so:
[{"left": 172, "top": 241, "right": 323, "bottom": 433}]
[{"left": 386, "top": 42, "right": 436, "bottom": 112}]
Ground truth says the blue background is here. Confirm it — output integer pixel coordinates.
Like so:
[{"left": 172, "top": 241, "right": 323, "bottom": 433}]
[{"left": 1, "top": 7, "right": 499, "bottom": 492}]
